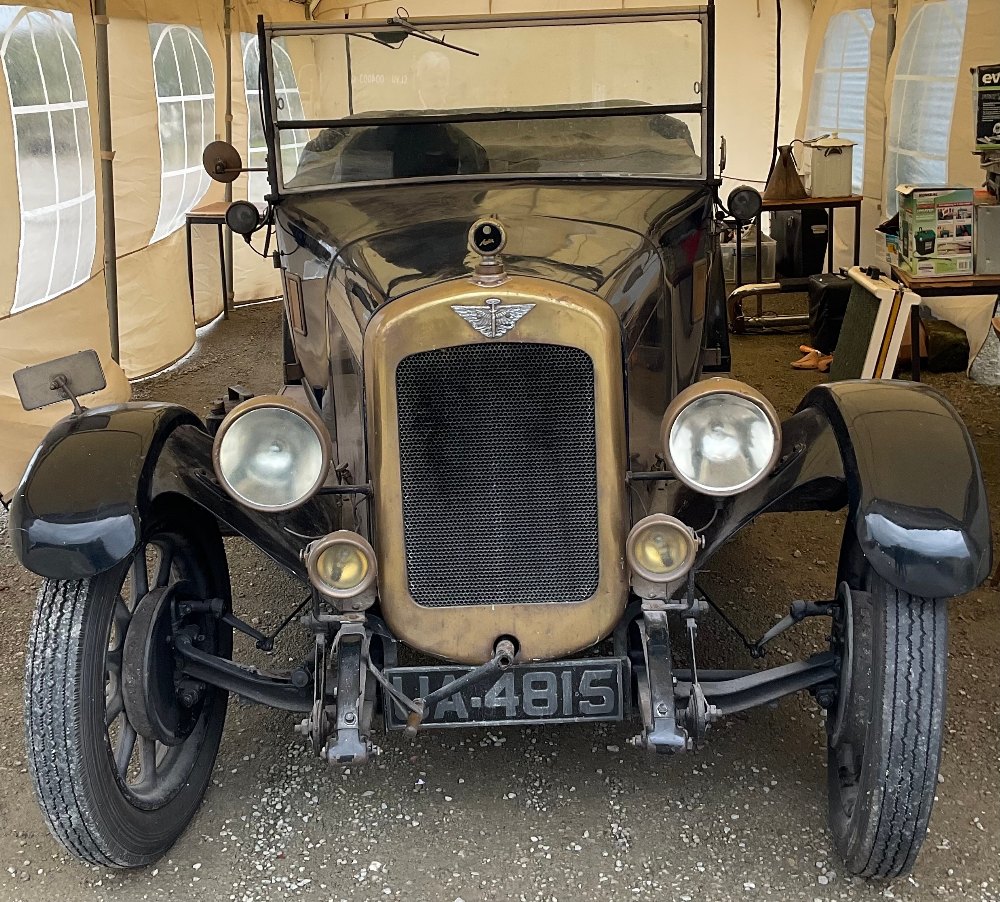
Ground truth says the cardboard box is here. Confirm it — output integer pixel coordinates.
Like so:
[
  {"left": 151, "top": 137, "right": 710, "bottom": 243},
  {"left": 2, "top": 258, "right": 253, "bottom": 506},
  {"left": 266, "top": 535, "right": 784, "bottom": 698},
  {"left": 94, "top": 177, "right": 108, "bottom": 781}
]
[
  {"left": 897, "top": 185, "right": 975, "bottom": 277},
  {"left": 974, "top": 64, "right": 1000, "bottom": 152}
]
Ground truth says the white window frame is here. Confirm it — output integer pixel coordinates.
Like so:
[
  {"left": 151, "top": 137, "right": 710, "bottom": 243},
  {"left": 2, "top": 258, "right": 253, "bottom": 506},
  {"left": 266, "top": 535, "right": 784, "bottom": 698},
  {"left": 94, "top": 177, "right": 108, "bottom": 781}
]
[
  {"left": 242, "top": 34, "right": 307, "bottom": 202},
  {"left": 150, "top": 24, "right": 215, "bottom": 243},
  {"left": 805, "top": 9, "right": 874, "bottom": 195},
  {"left": 1, "top": 7, "right": 96, "bottom": 313},
  {"left": 884, "top": 0, "right": 969, "bottom": 214}
]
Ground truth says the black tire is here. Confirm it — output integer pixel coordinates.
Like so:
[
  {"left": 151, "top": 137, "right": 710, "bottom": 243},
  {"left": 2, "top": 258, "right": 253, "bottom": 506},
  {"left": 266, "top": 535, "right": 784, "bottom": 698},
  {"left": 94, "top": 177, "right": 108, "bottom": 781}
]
[
  {"left": 24, "top": 504, "right": 231, "bottom": 868},
  {"left": 827, "top": 562, "right": 947, "bottom": 878}
]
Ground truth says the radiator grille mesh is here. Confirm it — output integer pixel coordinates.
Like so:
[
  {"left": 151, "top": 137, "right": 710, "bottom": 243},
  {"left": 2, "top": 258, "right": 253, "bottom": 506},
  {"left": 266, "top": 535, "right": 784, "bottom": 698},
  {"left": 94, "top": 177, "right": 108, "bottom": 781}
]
[{"left": 395, "top": 342, "right": 600, "bottom": 607}]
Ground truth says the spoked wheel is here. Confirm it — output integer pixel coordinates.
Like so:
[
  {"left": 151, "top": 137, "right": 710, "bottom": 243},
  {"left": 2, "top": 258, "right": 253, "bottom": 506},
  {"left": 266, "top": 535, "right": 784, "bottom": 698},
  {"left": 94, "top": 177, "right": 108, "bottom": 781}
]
[
  {"left": 24, "top": 505, "right": 232, "bottom": 867},
  {"left": 826, "top": 558, "right": 947, "bottom": 878}
]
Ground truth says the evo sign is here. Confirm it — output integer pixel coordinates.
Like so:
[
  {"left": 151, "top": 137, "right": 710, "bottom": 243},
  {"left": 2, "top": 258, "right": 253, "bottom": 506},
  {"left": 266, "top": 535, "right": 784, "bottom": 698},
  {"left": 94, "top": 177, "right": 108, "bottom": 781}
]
[{"left": 975, "top": 64, "right": 1000, "bottom": 150}]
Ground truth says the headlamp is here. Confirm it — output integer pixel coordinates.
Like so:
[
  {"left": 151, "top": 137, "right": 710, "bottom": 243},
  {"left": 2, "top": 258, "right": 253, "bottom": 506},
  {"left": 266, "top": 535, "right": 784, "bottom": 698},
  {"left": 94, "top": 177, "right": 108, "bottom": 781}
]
[
  {"left": 213, "top": 396, "right": 331, "bottom": 512},
  {"left": 661, "top": 378, "right": 781, "bottom": 497}
]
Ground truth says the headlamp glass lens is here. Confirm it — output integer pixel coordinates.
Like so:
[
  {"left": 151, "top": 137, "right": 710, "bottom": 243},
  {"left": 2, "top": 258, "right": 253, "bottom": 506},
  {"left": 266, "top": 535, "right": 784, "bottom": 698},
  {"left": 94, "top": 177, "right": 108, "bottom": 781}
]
[
  {"left": 669, "top": 394, "right": 776, "bottom": 494},
  {"left": 217, "top": 407, "right": 325, "bottom": 509}
]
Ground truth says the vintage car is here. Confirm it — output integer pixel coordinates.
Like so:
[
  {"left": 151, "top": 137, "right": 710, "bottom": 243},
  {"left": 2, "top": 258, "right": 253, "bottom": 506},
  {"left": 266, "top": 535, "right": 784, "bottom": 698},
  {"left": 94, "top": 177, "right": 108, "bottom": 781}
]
[{"left": 8, "top": 3, "right": 992, "bottom": 879}]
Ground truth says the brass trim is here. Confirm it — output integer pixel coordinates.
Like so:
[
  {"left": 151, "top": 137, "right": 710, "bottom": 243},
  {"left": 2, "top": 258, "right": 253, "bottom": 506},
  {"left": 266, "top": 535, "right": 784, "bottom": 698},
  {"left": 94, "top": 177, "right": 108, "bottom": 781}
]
[
  {"left": 212, "top": 395, "right": 332, "bottom": 513},
  {"left": 364, "top": 276, "right": 629, "bottom": 664}
]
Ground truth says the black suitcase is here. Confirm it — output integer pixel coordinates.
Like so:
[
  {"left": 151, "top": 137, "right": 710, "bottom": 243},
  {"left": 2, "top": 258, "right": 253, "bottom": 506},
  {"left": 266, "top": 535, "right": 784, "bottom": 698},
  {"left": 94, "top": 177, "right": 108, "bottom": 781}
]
[
  {"left": 808, "top": 273, "right": 852, "bottom": 353},
  {"left": 772, "top": 209, "right": 829, "bottom": 278}
]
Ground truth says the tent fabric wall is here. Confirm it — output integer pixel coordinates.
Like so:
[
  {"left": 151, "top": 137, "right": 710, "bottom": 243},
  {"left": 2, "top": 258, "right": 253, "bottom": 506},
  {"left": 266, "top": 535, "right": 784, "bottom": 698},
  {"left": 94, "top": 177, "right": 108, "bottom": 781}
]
[
  {"left": 796, "top": 0, "right": 890, "bottom": 268},
  {"left": 799, "top": 0, "right": 996, "bottom": 267},
  {"left": 0, "top": 0, "right": 300, "bottom": 499}
]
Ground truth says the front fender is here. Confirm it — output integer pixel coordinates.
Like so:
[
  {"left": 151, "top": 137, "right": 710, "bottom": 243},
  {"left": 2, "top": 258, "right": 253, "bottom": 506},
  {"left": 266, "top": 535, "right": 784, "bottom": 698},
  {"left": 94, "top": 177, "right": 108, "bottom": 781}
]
[
  {"left": 677, "top": 380, "right": 991, "bottom": 599},
  {"left": 798, "top": 380, "right": 991, "bottom": 598},
  {"left": 8, "top": 404, "right": 202, "bottom": 579}
]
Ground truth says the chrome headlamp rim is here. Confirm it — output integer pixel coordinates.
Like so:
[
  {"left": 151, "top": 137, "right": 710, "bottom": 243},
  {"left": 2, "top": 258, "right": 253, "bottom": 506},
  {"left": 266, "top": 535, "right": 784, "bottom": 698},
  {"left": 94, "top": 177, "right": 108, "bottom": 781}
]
[
  {"left": 304, "top": 530, "right": 378, "bottom": 600},
  {"left": 212, "top": 395, "right": 332, "bottom": 513},
  {"left": 626, "top": 513, "right": 699, "bottom": 584},
  {"left": 660, "top": 377, "right": 782, "bottom": 498}
]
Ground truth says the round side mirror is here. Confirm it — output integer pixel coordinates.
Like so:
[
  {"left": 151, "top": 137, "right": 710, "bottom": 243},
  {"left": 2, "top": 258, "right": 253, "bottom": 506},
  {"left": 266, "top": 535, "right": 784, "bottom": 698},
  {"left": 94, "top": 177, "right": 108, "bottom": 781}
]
[
  {"left": 203, "top": 140, "right": 244, "bottom": 183},
  {"left": 728, "top": 185, "right": 764, "bottom": 224},
  {"left": 226, "top": 200, "right": 263, "bottom": 237}
]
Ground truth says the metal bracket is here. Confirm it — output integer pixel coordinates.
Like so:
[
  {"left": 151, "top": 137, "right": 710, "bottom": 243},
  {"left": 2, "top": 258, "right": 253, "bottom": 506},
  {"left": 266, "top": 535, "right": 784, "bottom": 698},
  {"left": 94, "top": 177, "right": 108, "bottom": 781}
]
[
  {"left": 631, "top": 610, "right": 688, "bottom": 753},
  {"left": 325, "top": 623, "right": 378, "bottom": 765}
]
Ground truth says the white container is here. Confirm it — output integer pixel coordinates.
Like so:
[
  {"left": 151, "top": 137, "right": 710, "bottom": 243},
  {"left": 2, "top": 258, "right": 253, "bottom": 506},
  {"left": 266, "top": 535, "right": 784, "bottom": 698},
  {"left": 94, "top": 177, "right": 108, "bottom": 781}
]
[{"left": 804, "top": 132, "right": 856, "bottom": 198}]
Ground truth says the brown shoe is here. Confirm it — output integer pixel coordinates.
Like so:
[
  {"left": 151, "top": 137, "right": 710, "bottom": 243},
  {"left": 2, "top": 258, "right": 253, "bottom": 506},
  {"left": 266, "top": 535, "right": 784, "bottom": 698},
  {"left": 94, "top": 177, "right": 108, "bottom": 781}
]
[{"left": 792, "top": 347, "right": 823, "bottom": 369}]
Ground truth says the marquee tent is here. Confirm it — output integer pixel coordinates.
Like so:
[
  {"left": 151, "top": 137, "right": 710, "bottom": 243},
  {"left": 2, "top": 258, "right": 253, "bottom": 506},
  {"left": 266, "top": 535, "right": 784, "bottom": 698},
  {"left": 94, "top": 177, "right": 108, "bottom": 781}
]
[{"left": 0, "top": 0, "right": 994, "bottom": 497}]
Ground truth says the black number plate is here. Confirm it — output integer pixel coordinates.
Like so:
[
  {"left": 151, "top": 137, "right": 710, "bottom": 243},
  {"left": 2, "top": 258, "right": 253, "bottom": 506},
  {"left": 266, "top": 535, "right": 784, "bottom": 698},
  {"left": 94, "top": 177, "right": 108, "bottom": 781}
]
[{"left": 383, "top": 658, "right": 625, "bottom": 729}]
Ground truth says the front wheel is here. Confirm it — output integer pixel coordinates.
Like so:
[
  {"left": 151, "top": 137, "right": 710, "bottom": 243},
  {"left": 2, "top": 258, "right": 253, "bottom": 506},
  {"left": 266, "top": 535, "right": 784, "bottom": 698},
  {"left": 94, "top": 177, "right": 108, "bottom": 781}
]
[
  {"left": 23, "top": 506, "right": 232, "bottom": 867},
  {"left": 827, "top": 563, "right": 947, "bottom": 877}
]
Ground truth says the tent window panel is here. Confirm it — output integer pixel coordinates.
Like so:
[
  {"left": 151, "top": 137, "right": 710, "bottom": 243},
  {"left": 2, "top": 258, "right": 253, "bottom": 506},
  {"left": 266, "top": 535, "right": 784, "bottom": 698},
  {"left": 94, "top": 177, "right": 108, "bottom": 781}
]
[
  {"left": 884, "top": 0, "right": 968, "bottom": 215},
  {"left": 1, "top": 7, "right": 96, "bottom": 312},
  {"left": 150, "top": 24, "right": 215, "bottom": 243},
  {"left": 804, "top": 9, "right": 874, "bottom": 195}
]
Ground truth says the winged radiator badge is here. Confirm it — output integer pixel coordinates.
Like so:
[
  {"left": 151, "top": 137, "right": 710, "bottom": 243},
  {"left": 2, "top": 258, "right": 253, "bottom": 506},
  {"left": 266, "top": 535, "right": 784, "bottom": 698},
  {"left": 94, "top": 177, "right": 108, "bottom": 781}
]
[{"left": 452, "top": 297, "right": 535, "bottom": 339}]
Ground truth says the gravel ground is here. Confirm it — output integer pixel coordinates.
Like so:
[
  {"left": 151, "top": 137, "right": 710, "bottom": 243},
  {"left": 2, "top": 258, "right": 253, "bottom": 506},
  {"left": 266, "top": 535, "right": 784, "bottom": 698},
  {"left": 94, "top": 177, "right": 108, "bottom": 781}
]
[{"left": 1, "top": 300, "right": 998, "bottom": 902}]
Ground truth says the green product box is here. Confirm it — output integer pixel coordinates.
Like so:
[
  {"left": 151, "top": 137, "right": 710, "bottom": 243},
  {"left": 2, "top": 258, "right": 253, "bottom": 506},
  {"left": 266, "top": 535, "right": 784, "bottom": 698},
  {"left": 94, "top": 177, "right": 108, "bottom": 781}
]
[{"left": 897, "top": 185, "right": 975, "bottom": 278}]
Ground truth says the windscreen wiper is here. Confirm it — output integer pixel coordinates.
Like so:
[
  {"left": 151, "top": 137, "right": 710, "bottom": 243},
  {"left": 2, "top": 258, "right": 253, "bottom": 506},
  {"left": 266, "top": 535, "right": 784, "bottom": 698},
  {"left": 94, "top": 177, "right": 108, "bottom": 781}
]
[{"left": 374, "top": 11, "right": 479, "bottom": 57}]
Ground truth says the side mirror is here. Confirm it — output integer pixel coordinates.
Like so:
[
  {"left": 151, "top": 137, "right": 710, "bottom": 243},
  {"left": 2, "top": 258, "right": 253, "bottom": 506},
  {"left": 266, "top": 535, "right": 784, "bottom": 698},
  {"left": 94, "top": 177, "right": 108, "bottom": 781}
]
[
  {"left": 728, "top": 185, "right": 763, "bottom": 224},
  {"left": 204, "top": 141, "right": 269, "bottom": 184},
  {"left": 225, "top": 200, "right": 264, "bottom": 237},
  {"left": 203, "top": 140, "right": 244, "bottom": 183}
]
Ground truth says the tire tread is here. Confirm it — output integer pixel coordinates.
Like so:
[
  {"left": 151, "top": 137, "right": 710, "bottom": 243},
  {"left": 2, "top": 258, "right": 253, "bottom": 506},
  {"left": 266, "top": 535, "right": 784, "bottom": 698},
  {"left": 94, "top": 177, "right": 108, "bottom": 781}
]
[{"left": 25, "top": 579, "right": 119, "bottom": 866}]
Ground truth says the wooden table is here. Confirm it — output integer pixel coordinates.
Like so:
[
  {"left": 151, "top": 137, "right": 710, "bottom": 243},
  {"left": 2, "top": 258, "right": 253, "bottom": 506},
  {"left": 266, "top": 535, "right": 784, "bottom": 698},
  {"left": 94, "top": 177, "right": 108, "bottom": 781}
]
[
  {"left": 890, "top": 266, "right": 1000, "bottom": 380},
  {"left": 185, "top": 202, "right": 232, "bottom": 318}
]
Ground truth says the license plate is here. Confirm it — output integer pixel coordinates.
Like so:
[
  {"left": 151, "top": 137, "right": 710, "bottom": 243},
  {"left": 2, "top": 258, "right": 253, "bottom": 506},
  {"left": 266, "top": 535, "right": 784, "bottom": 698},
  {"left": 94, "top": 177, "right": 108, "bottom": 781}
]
[{"left": 383, "top": 658, "right": 625, "bottom": 729}]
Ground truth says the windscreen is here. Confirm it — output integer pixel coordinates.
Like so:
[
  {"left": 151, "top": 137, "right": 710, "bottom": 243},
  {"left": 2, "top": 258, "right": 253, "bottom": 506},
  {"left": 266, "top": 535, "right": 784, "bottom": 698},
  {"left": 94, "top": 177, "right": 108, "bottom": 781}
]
[{"left": 264, "top": 13, "right": 707, "bottom": 190}]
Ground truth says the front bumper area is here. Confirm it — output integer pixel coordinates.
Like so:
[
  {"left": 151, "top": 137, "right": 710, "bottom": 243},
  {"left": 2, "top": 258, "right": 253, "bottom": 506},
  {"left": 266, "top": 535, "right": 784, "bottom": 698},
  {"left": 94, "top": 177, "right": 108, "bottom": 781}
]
[{"left": 172, "top": 592, "right": 840, "bottom": 764}]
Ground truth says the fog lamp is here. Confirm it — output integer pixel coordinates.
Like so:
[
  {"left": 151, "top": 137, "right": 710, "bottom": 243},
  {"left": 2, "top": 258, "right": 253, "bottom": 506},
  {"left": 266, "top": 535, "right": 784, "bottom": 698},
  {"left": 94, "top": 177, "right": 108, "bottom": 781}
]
[
  {"left": 661, "top": 378, "right": 781, "bottom": 497},
  {"left": 305, "top": 532, "right": 377, "bottom": 602},
  {"left": 213, "top": 396, "right": 331, "bottom": 512},
  {"left": 626, "top": 514, "right": 698, "bottom": 584}
]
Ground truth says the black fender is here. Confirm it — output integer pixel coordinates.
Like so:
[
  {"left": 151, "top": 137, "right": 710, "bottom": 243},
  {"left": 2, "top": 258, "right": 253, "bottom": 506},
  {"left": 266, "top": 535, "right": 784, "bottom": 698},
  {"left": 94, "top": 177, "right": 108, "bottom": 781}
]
[
  {"left": 9, "top": 404, "right": 201, "bottom": 579},
  {"left": 9, "top": 403, "right": 339, "bottom": 581},
  {"left": 678, "top": 380, "right": 991, "bottom": 599}
]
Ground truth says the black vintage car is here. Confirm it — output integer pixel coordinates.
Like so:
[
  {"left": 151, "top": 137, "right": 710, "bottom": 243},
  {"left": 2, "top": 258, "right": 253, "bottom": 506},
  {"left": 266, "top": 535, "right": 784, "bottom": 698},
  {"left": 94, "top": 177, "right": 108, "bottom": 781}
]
[{"left": 8, "top": 4, "right": 992, "bottom": 879}]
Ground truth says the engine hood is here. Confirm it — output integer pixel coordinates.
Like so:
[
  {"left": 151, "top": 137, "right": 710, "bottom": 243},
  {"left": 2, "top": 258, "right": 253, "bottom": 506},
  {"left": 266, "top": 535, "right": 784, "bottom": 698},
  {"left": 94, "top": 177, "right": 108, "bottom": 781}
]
[{"left": 276, "top": 180, "right": 711, "bottom": 306}]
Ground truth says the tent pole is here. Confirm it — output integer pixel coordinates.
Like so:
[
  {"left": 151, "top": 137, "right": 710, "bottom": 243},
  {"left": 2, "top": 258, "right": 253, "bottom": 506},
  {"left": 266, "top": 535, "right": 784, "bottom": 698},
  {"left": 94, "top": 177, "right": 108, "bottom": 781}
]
[
  {"left": 93, "top": 0, "right": 119, "bottom": 362},
  {"left": 223, "top": 0, "right": 234, "bottom": 320}
]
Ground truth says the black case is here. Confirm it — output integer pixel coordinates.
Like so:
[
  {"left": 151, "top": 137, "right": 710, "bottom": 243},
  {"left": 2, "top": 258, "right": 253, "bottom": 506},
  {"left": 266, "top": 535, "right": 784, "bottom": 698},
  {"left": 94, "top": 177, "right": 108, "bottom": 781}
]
[
  {"left": 772, "top": 209, "right": 829, "bottom": 278},
  {"left": 808, "top": 273, "right": 852, "bottom": 353}
]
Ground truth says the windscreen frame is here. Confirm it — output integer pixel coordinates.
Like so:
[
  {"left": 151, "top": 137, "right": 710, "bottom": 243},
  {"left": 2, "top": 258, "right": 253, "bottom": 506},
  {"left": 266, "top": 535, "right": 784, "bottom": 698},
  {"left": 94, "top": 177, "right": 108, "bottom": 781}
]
[{"left": 258, "top": 6, "right": 715, "bottom": 195}]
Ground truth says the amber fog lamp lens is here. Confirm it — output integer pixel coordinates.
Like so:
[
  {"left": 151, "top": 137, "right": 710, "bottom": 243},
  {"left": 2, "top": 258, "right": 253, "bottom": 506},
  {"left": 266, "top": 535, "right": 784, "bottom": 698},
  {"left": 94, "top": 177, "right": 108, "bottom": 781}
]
[
  {"left": 316, "top": 543, "right": 369, "bottom": 591},
  {"left": 663, "top": 379, "right": 781, "bottom": 497},
  {"left": 214, "top": 397, "right": 331, "bottom": 512},
  {"left": 627, "top": 515, "right": 698, "bottom": 583},
  {"left": 306, "top": 532, "right": 377, "bottom": 599}
]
